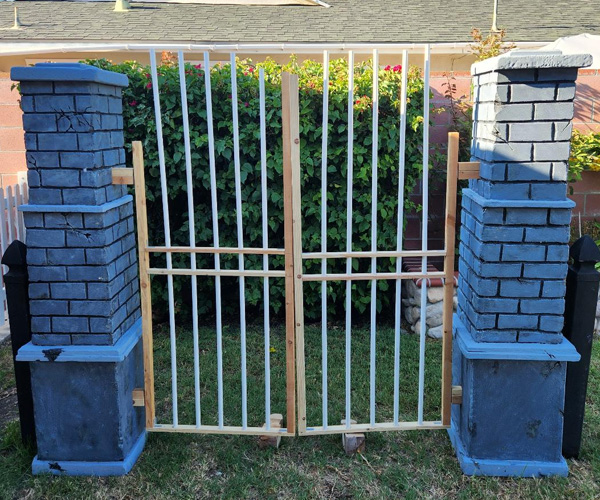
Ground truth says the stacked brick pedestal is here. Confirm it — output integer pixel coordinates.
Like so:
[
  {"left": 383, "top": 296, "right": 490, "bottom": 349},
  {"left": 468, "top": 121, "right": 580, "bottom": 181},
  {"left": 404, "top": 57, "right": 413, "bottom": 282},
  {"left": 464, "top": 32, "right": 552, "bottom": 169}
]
[
  {"left": 12, "top": 63, "right": 145, "bottom": 476},
  {"left": 449, "top": 51, "right": 591, "bottom": 477}
]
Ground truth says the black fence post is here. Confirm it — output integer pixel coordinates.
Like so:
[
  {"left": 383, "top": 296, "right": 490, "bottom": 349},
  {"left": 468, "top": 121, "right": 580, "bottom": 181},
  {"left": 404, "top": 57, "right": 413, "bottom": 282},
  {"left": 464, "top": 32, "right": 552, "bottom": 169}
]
[
  {"left": 2, "top": 240, "right": 35, "bottom": 446},
  {"left": 562, "top": 235, "right": 600, "bottom": 459}
]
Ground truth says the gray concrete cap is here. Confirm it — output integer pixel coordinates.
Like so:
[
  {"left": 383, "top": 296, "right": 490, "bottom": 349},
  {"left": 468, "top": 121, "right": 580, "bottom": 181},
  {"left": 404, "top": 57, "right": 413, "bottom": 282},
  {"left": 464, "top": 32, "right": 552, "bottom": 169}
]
[
  {"left": 472, "top": 50, "right": 593, "bottom": 76},
  {"left": 11, "top": 63, "right": 128, "bottom": 87}
]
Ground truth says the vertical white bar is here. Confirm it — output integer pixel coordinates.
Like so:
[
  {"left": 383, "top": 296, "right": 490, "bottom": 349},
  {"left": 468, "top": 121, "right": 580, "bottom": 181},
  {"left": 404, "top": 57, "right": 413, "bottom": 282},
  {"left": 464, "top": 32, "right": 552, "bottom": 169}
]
[
  {"left": 230, "top": 53, "right": 248, "bottom": 429},
  {"left": 369, "top": 49, "right": 379, "bottom": 427},
  {"left": 150, "top": 49, "right": 178, "bottom": 427},
  {"left": 14, "top": 184, "right": 22, "bottom": 241},
  {"left": 394, "top": 50, "right": 409, "bottom": 426},
  {"left": 178, "top": 51, "right": 201, "bottom": 428},
  {"left": 345, "top": 50, "right": 354, "bottom": 429},
  {"left": 0, "top": 188, "right": 7, "bottom": 257},
  {"left": 259, "top": 68, "right": 272, "bottom": 431},
  {"left": 6, "top": 186, "right": 14, "bottom": 243},
  {"left": 204, "top": 52, "right": 225, "bottom": 429},
  {"left": 418, "top": 44, "right": 431, "bottom": 425},
  {"left": 321, "top": 50, "right": 330, "bottom": 430}
]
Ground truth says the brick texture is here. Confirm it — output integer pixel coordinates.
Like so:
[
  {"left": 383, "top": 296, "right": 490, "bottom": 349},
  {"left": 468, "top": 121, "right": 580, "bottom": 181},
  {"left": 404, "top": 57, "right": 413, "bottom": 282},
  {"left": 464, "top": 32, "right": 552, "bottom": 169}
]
[
  {"left": 17, "top": 68, "right": 140, "bottom": 346},
  {"left": 457, "top": 60, "right": 579, "bottom": 344}
]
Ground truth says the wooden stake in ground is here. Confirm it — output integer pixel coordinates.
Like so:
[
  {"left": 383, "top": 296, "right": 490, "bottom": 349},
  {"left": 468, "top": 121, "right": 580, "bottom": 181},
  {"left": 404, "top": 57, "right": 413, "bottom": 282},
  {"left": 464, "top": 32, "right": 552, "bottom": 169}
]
[{"left": 258, "top": 413, "right": 284, "bottom": 449}]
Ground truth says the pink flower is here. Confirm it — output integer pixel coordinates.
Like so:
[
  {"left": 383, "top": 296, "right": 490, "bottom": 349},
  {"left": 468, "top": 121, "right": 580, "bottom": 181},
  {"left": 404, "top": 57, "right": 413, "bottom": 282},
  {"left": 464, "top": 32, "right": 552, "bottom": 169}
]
[
  {"left": 244, "top": 102, "right": 249, "bottom": 107},
  {"left": 384, "top": 65, "right": 391, "bottom": 71},
  {"left": 144, "top": 73, "right": 151, "bottom": 78},
  {"left": 244, "top": 71, "right": 249, "bottom": 76},
  {"left": 248, "top": 67, "right": 254, "bottom": 73},
  {"left": 194, "top": 64, "right": 202, "bottom": 69},
  {"left": 393, "top": 65, "right": 402, "bottom": 73},
  {"left": 355, "top": 99, "right": 360, "bottom": 104},
  {"left": 129, "top": 100, "right": 137, "bottom": 107},
  {"left": 146, "top": 82, "right": 152, "bottom": 89}
]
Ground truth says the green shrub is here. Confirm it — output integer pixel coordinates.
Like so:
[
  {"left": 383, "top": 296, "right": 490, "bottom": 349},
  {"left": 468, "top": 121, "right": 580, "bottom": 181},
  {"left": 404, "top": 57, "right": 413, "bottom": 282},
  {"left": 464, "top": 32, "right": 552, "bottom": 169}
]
[
  {"left": 569, "top": 130, "right": 600, "bottom": 184},
  {"left": 87, "top": 56, "right": 432, "bottom": 321}
]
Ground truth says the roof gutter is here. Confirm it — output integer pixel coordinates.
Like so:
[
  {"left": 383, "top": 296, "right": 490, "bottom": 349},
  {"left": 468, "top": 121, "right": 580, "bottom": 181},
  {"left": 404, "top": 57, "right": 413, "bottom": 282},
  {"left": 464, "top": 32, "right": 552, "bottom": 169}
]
[{"left": 0, "top": 40, "right": 548, "bottom": 56}]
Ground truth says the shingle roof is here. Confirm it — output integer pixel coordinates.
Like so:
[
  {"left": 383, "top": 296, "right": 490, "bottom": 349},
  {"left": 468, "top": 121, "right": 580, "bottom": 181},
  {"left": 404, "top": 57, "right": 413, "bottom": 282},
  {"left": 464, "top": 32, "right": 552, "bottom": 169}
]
[{"left": 0, "top": 0, "right": 598, "bottom": 44}]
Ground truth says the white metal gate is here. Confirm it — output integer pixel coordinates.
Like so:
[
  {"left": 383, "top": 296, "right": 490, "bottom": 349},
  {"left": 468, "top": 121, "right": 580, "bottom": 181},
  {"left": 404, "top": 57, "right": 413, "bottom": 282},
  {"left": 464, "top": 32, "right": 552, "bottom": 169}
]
[{"left": 124, "top": 44, "right": 457, "bottom": 436}]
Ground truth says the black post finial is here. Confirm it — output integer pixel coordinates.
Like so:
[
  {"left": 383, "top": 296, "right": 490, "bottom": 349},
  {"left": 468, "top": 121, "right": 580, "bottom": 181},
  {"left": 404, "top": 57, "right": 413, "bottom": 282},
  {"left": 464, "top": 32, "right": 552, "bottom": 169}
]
[{"left": 569, "top": 234, "right": 600, "bottom": 267}]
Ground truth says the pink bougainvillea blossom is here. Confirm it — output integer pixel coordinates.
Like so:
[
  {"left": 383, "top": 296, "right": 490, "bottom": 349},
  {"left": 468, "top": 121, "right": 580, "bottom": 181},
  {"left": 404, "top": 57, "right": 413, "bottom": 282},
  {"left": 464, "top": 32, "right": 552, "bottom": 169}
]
[
  {"left": 146, "top": 82, "right": 152, "bottom": 89},
  {"left": 129, "top": 100, "right": 137, "bottom": 107},
  {"left": 244, "top": 102, "right": 249, "bottom": 107},
  {"left": 194, "top": 64, "right": 202, "bottom": 69},
  {"left": 393, "top": 65, "right": 402, "bottom": 73},
  {"left": 384, "top": 65, "right": 391, "bottom": 71}
]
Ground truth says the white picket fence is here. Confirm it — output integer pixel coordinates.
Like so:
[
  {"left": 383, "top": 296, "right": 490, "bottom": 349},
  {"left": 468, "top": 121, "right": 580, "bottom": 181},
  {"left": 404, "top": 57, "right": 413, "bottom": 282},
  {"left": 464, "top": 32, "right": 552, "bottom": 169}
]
[{"left": 0, "top": 181, "right": 28, "bottom": 327}]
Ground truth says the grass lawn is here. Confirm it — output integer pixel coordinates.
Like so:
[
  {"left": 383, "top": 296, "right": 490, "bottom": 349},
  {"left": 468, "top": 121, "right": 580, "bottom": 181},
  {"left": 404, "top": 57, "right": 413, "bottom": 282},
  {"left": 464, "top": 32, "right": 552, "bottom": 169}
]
[{"left": 0, "top": 324, "right": 599, "bottom": 499}]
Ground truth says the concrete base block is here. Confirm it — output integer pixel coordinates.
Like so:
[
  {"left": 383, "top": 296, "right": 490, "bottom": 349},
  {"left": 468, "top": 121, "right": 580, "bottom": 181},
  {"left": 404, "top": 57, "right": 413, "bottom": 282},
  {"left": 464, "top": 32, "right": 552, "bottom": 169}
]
[
  {"left": 32, "top": 431, "right": 146, "bottom": 476},
  {"left": 448, "top": 423, "right": 568, "bottom": 477},
  {"left": 18, "top": 319, "right": 145, "bottom": 476},
  {"left": 450, "top": 315, "right": 579, "bottom": 477}
]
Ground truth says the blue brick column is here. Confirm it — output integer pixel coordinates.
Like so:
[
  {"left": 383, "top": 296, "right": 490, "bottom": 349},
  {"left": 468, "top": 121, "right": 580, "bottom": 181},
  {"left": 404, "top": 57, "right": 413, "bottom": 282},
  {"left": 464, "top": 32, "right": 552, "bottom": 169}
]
[
  {"left": 449, "top": 51, "right": 591, "bottom": 477},
  {"left": 11, "top": 63, "right": 145, "bottom": 476}
]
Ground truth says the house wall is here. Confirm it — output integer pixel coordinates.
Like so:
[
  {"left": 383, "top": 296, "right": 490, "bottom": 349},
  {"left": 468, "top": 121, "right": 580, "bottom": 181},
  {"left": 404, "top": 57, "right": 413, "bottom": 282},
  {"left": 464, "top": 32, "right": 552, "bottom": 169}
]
[
  {"left": 1, "top": 57, "right": 598, "bottom": 238},
  {"left": 0, "top": 72, "right": 26, "bottom": 188}
]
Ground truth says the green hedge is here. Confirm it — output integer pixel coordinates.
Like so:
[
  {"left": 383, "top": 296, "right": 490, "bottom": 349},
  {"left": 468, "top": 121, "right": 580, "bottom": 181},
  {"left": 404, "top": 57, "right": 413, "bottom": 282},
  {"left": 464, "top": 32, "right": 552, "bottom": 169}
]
[
  {"left": 569, "top": 130, "right": 600, "bottom": 183},
  {"left": 88, "top": 56, "right": 431, "bottom": 321}
]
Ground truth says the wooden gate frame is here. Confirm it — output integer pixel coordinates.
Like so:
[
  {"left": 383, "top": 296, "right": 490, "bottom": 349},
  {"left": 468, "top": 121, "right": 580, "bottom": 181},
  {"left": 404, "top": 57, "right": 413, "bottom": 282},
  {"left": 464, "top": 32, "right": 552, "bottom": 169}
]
[
  {"left": 123, "top": 74, "right": 469, "bottom": 437},
  {"left": 291, "top": 129, "right": 462, "bottom": 435}
]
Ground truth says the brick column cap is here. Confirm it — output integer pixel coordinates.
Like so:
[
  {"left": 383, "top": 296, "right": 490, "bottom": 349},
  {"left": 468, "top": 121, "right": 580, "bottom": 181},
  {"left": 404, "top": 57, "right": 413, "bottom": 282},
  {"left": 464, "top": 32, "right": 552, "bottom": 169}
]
[
  {"left": 472, "top": 50, "right": 592, "bottom": 76},
  {"left": 11, "top": 62, "right": 128, "bottom": 88}
]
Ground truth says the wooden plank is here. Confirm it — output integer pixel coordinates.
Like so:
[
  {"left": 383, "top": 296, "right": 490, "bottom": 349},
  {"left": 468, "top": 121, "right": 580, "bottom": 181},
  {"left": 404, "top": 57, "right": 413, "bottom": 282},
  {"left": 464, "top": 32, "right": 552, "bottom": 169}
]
[
  {"left": 301, "top": 271, "right": 445, "bottom": 282},
  {"left": 457, "top": 161, "right": 480, "bottom": 180},
  {"left": 451, "top": 385, "right": 463, "bottom": 405},
  {"left": 300, "top": 421, "right": 447, "bottom": 436},
  {"left": 132, "top": 388, "right": 145, "bottom": 407},
  {"left": 132, "top": 141, "right": 156, "bottom": 429},
  {"left": 281, "top": 72, "right": 298, "bottom": 435},
  {"left": 258, "top": 413, "right": 284, "bottom": 448},
  {"left": 147, "top": 268, "right": 286, "bottom": 278},
  {"left": 112, "top": 167, "right": 134, "bottom": 185},
  {"left": 441, "top": 132, "right": 459, "bottom": 426},
  {"left": 149, "top": 424, "right": 294, "bottom": 436},
  {"left": 147, "top": 245, "right": 285, "bottom": 256},
  {"left": 302, "top": 249, "right": 446, "bottom": 260}
]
